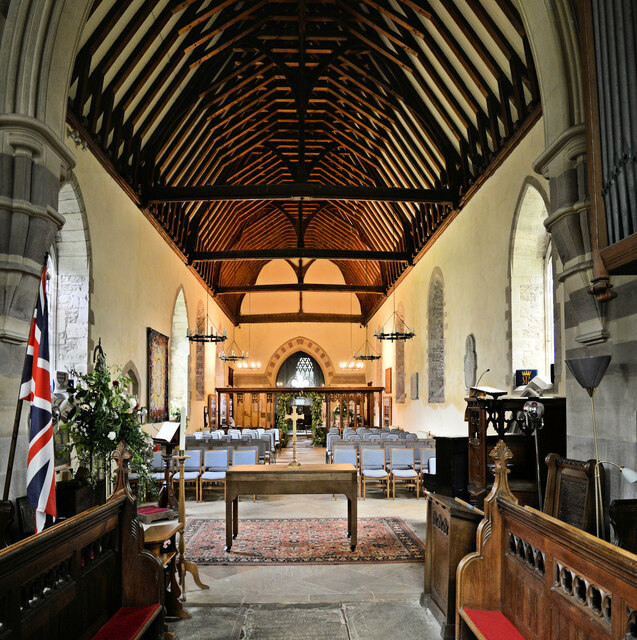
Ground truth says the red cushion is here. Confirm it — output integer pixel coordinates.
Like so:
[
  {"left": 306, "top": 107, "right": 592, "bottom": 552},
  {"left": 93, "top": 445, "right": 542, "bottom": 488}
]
[
  {"left": 93, "top": 604, "right": 161, "bottom": 640},
  {"left": 137, "top": 506, "right": 172, "bottom": 516},
  {"left": 463, "top": 609, "right": 527, "bottom": 640}
]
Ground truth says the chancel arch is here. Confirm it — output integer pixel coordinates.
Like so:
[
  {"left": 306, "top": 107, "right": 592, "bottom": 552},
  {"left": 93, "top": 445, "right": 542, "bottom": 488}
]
[
  {"left": 169, "top": 288, "right": 189, "bottom": 414},
  {"left": 510, "top": 180, "right": 554, "bottom": 380},
  {"left": 265, "top": 337, "right": 334, "bottom": 386}
]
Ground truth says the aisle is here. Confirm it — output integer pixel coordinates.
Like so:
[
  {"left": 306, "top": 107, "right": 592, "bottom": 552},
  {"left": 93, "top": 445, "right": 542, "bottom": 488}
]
[{"left": 168, "top": 436, "right": 439, "bottom": 638}]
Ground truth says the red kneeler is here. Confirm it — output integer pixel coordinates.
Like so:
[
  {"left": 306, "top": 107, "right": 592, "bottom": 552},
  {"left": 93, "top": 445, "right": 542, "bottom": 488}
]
[
  {"left": 463, "top": 609, "right": 527, "bottom": 640},
  {"left": 93, "top": 604, "right": 162, "bottom": 640}
]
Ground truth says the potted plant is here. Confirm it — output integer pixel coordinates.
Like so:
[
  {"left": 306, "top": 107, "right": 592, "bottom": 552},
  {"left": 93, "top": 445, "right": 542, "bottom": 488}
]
[{"left": 62, "top": 357, "right": 154, "bottom": 501}]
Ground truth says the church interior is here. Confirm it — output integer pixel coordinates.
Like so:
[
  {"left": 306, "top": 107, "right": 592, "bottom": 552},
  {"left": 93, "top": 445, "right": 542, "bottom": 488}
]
[{"left": 1, "top": 1, "right": 637, "bottom": 638}]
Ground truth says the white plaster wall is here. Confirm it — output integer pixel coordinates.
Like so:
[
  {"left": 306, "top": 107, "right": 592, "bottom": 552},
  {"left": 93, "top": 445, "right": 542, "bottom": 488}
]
[
  {"left": 70, "top": 139, "right": 231, "bottom": 433},
  {"left": 367, "top": 120, "right": 549, "bottom": 436},
  {"left": 239, "top": 259, "right": 361, "bottom": 315},
  {"left": 233, "top": 323, "right": 367, "bottom": 387}
]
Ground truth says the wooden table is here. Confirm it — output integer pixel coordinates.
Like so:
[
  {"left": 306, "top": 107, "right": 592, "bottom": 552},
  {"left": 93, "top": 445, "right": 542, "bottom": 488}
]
[
  {"left": 144, "top": 521, "right": 188, "bottom": 619},
  {"left": 225, "top": 464, "right": 358, "bottom": 551}
]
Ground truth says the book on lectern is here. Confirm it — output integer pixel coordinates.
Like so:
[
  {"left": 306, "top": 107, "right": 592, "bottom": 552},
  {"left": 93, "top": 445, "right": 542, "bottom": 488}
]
[
  {"left": 154, "top": 421, "right": 180, "bottom": 444},
  {"left": 469, "top": 386, "right": 507, "bottom": 399}
]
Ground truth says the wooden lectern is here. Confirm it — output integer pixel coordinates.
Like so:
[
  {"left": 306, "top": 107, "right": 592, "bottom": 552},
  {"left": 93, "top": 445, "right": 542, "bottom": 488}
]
[{"left": 153, "top": 421, "right": 180, "bottom": 510}]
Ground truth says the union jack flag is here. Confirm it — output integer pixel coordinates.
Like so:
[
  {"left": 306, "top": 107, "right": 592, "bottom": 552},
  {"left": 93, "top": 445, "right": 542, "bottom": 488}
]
[{"left": 19, "top": 267, "right": 56, "bottom": 533}]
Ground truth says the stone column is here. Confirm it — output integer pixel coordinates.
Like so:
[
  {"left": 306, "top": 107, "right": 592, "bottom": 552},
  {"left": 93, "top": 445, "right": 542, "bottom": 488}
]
[
  {"left": 534, "top": 125, "right": 609, "bottom": 347},
  {"left": 0, "top": 118, "right": 75, "bottom": 498},
  {"left": 0, "top": 0, "right": 91, "bottom": 499}
]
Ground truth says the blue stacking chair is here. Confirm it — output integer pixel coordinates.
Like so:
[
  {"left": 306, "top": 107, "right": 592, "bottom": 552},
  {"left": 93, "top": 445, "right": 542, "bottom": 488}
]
[
  {"left": 333, "top": 447, "right": 359, "bottom": 498},
  {"left": 172, "top": 449, "right": 202, "bottom": 501},
  {"left": 199, "top": 449, "right": 229, "bottom": 501},
  {"left": 232, "top": 448, "right": 258, "bottom": 501},
  {"left": 390, "top": 448, "right": 420, "bottom": 499},
  {"left": 360, "top": 448, "right": 389, "bottom": 499}
]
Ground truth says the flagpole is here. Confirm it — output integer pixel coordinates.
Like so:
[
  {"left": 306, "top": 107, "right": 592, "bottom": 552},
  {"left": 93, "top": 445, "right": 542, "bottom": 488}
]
[
  {"left": 2, "top": 403, "right": 24, "bottom": 502},
  {"left": 0, "top": 254, "right": 49, "bottom": 545}
]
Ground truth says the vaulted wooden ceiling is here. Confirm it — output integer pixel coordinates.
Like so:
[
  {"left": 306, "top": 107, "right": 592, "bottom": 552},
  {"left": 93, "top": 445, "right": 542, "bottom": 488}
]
[{"left": 67, "top": 0, "right": 539, "bottom": 323}]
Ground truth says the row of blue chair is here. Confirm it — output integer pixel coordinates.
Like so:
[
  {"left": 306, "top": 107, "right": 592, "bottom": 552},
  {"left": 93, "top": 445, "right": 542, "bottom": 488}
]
[
  {"left": 331, "top": 445, "right": 436, "bottom": 499},
  {"left": 174, "top": 448, "right": 262, "bottom": 501}
]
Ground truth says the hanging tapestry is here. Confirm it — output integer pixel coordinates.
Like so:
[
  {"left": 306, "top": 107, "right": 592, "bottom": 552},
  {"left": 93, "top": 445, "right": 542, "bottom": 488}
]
[{"left": 147, "top": 328, "right": 169, "bottom": 422}]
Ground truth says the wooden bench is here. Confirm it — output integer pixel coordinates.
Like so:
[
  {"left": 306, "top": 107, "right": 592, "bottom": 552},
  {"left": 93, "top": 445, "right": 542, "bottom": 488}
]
[
  {"left": 456, "top": 440, "right": 637, "bottom": 640},
  {"left": 0, "top": 443, "right": 165, "bottom": 639}
]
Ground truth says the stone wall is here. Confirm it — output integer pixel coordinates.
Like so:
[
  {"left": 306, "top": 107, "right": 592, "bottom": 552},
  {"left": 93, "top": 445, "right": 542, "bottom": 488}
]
[
  {"left": 55, "top": 179, "right": 91, "bottom": 375},
  {"left": 428, "top": 272, "right": 445, "bottom": 403}
]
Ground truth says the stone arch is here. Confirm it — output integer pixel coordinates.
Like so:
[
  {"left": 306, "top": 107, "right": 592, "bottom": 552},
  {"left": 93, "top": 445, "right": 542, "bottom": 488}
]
[
  {"left": 517, "top": 1, "right": 583, "bottom": 143},
  {"left": 428, "top": 268, "right": 445, "bottom": 404},
  {"left": 54, "top": 174, "right": 91, "bottom": 375},
  {"left": 509, "top": 179, "right": 553, "bottom": 381},
  {"left": 0, "top": 1, "right": 93, "bottom": 135},
  {"left": 264, "top": 337, "right": 335, "bottom": 386},
  {"left": 169, "top": 288, "right": 190, "bottom": 414},
  {"left": 121, "top": 360, "right": 141, "bottom": 398}
]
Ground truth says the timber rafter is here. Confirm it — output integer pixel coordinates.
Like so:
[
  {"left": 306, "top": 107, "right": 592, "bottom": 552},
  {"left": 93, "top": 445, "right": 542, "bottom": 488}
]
[{"left": 68, "top": 0, "right": 539, "bottom": 321}]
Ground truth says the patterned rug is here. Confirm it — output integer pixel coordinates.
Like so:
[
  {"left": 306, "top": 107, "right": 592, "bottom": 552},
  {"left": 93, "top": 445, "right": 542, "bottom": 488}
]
[{"left": 184, "top": 517, "right": 425, "bottom": 565}]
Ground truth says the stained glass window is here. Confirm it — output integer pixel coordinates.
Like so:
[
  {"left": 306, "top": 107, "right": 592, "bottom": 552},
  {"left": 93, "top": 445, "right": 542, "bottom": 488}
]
[
  {"left": 276, "top": 352, "right": 324, "bottom": 387},
  {"left": 291, "top": 356, "right": 314, "bottom": 388}
]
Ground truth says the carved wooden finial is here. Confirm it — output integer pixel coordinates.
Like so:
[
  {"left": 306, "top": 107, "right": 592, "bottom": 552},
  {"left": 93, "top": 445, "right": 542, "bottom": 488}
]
[
  {"left": 110, "top": 441, "right": 133, "bottom": 500},
  {"left": 490, "top": 439, "right": 513, "bottom": 474},
  {"left": 485, "top": 439, "right": 518, "bottom": 507}
]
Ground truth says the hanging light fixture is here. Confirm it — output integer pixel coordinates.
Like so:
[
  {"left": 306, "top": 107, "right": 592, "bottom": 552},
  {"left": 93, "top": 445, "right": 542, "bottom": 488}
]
[
  {"left": 375, "top": 291, "right": 415, "bottom": 341},
  {"left": 354, "top": 324, "right": 381, "bottom": 361},
  {"left": 218, "top": 322, "right": 248, "bottom": 362},
  {"left": 234, "top": 294, "right": 260, "bottom": 368},
  {"left": 339, "top": 292, "right": 365, "bottom": 369},
  {"left": 187, "top": 296, "right": 227, "bottom": 343}
]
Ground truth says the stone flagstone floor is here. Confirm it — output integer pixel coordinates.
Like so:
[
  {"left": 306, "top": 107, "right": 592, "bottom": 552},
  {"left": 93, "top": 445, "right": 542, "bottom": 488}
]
[{"left": 164, "top": 437, "right": 442, "bottom": 639}]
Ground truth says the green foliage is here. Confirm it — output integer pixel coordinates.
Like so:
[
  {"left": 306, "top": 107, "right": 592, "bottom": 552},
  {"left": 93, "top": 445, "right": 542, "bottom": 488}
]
[
  {"left": 276, "top": 393, "right": 291, "bottom": 448},
  {"left": 275, "top": 391, "right": 325, "bottom": 447},
  {"left": 62, "top": 359, "right": 154, "bottom": 496}
]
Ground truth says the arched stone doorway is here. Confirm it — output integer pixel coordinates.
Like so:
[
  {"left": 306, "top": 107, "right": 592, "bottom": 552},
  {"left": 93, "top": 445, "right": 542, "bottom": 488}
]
[{"left": 169, "top": 289, "right": 189, "bottom": 416}]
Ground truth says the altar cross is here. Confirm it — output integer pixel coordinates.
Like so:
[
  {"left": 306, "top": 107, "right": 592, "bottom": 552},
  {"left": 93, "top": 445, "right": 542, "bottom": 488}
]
[{"left": 285, "top": 405, "right": 302, "bottom": 467}]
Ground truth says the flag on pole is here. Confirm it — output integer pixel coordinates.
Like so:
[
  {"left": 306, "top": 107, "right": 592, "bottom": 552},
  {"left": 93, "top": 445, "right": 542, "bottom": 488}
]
[{"left": 19, "top": 266, "right": 56, "bottom": 533}]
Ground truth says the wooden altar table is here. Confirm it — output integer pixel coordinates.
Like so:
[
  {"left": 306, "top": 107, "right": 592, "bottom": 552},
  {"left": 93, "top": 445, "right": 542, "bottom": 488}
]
[{"left": 225, "top": 464, "right": 358, "bottom": 551}]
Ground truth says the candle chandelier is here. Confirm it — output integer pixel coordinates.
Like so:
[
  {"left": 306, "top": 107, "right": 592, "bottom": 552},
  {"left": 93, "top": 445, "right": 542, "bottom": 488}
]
[
  {"left": 375, "top": 293, "right": 415, "bottom": 342},
  {"left": 354, "top": 325, "right": 381, "bottom": 361},
  {"left": 218, "top": 324, "right": 247, "bottom": 362},
  {"left": 187, "top": 297, "right": 227, "bottom": 343}
]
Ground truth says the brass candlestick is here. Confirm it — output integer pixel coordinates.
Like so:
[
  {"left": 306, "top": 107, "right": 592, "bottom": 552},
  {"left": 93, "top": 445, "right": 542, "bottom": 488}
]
[{"left": 174, "top": 452, "right": 209, "bottom": 600}]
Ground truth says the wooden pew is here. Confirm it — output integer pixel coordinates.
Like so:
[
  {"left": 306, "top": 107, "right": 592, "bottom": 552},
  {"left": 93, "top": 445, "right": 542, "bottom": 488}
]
[
  {"left": 0, "top": 444, "right": 165, "bottom": 640},
  {"left": 456, "top": 440, "right": 637, "bottom": 640}
]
